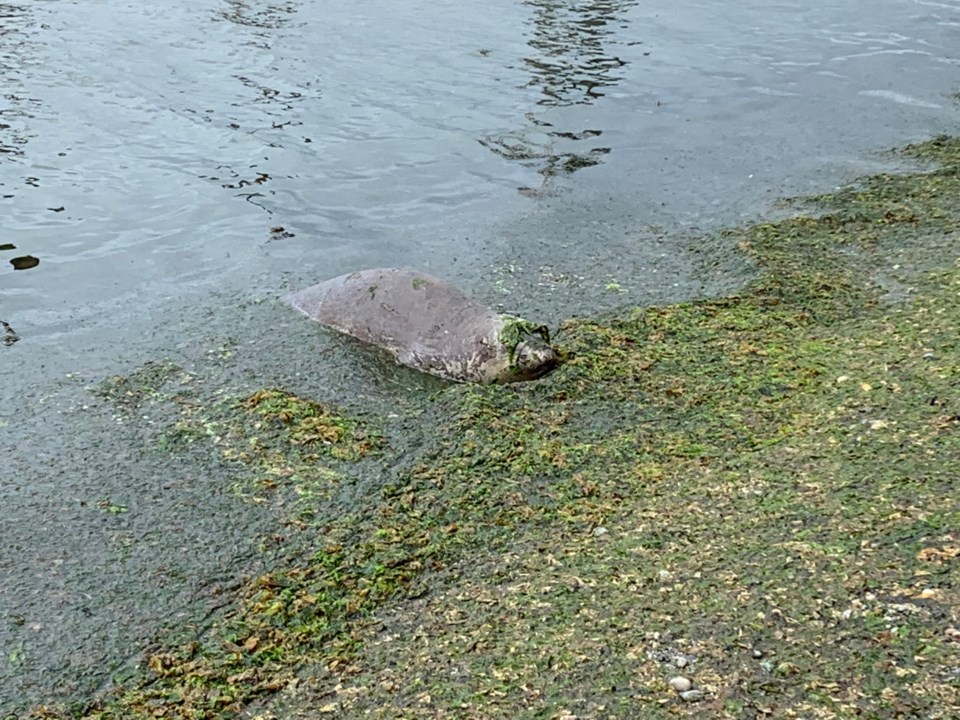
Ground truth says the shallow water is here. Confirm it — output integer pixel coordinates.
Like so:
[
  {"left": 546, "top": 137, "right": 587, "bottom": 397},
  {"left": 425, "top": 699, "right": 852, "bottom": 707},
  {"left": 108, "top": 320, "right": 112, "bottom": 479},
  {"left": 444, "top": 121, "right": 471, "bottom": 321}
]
[
  {"left": 1, "top": 0, "right": 958, "bottom": 710},
  {"left": 2, "top": 0, "right": 957, "bottom": 360}
]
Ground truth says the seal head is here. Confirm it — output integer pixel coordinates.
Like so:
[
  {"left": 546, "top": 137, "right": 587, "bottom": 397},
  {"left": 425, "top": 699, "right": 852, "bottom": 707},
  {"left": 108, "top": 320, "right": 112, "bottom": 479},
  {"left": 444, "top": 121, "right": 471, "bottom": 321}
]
[{"left": 491, "top": 317, "right": 557, "bottom": 383}]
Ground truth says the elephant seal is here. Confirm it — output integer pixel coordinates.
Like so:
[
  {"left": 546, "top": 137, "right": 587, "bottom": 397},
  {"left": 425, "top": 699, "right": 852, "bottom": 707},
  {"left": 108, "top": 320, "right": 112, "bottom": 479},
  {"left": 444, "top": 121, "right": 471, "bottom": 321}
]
[{"left": 288, "top": 268, "right": 557, "bottom": 383}]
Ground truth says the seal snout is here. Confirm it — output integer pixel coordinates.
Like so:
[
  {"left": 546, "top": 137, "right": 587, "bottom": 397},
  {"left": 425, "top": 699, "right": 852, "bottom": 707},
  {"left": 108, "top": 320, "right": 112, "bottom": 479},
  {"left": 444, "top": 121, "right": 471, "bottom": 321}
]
[{"left": 507, "top": 341, "right": 558, "bottom": 382}]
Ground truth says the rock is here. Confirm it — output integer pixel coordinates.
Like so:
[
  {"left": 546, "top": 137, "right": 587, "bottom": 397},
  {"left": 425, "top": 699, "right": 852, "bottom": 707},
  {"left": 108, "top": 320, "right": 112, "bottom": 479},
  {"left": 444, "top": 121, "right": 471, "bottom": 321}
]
[
  {"left": 669, "top": 676, "right": 692, "bottom": 692},
  {"left": 680, "top": 689, "right": 705, "bottom": 702}
]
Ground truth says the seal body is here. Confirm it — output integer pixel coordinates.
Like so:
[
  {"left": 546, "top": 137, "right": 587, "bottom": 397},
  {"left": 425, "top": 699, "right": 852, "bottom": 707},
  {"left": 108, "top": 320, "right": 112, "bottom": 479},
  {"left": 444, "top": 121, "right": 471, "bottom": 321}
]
[{"left": 288, "top": 268, "right": 556, "bottom": 383}]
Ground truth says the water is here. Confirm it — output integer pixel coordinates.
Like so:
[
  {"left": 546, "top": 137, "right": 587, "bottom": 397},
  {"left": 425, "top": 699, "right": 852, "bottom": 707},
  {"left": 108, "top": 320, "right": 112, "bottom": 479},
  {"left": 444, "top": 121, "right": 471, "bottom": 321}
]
[
  {"left": 1, "top": 0, "right": 958, "bottom": 710},
  {"left": 2, "top": 0, "right": 955, "bottom": 357}
]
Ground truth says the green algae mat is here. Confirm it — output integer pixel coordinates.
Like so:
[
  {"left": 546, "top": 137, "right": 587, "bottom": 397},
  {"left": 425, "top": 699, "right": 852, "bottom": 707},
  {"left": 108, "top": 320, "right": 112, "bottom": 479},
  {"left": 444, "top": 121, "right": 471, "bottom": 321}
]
[{"left": 29, "top": 137, "right": 960, "bottom": 719}]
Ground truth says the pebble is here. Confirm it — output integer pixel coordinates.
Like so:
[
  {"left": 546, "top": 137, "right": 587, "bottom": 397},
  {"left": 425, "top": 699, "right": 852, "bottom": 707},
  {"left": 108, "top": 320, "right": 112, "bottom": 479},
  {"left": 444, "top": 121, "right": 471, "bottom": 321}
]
[
  {"left": 593, "top": 526, "right": 609, "bottom": 537},
  {"left": 752, "top": 648, "right": 764, "bottom": 658},
  {"left": 680, "top": 689, "right": 705, "bottom": 702},
  {"left": 669, "top": 676, "right": 692, "bottom": 692},
  {"left": 674, "top": 656, "right": 688, "bottom": 668}
]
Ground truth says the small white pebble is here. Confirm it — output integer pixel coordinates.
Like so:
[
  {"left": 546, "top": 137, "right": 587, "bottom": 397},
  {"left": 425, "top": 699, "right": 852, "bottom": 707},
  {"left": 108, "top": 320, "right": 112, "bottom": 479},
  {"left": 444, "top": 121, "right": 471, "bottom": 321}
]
[
  {"left": 680, "top": 689, "right": 705, "bottom": 702},
  {"left": 593, "top": 526, "right": 608, "bottom": 536},
  {"left": 674, "top": 656, "right": 688, "bottom": 668},
  {"left": 669, "top": 676, "right": 692, "bottom": 692},
  {"left": 752, "top": 648, "right": 763, "bottom": 659}
]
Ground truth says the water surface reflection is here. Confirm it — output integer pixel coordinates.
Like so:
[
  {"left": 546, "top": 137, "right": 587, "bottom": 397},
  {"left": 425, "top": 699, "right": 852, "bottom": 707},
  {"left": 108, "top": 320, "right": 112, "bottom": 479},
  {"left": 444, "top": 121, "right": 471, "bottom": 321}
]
[
  {"left": 0, "top": 2, "right": 38, "bottom": 160},
  {"left": 524, "top": 0, "right": 637, "bottom": 106},
  {"left": 481, "top": 0, "right": 638, "bottom": 188},
  {"left": 216, "top": 0, "right": 300, "bottom": 30}
]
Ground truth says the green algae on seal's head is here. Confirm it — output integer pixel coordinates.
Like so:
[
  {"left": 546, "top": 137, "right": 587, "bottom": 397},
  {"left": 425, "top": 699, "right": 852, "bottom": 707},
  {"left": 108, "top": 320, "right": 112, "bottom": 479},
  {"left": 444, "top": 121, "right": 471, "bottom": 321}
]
[
  {"left": 288, "top": 268, "right": 558, "bottom": 384},
  {"left": 496, "top": 315, "right": 557, "bottom": 382}
]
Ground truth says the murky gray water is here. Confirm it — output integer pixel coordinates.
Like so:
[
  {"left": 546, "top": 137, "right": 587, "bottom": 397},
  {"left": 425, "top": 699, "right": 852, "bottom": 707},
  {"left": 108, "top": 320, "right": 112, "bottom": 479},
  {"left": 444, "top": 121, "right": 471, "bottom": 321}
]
[{"left": 1, "top": 0, "right": 958, "bottom": 711}]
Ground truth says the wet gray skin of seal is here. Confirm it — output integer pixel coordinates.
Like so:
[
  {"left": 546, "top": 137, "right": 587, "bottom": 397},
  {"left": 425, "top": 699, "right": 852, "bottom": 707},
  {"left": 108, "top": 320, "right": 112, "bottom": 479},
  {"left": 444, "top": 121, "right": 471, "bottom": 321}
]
[{"left": 288, "top": 268, "right": 558, "bottom": 383}]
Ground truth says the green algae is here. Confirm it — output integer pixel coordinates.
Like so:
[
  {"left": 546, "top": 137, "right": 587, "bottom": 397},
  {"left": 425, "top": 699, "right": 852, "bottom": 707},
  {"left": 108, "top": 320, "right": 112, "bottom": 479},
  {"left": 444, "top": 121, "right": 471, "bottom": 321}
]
[
  {"left": 498, "top": 315, "right": 552, "bottom": 363},
  {"left": 94, "top": 360, "right": 191, "bottom": 409},
  {"left": 28, "top": 137, "right": 960, "bottom": 719},
  {"left": 240, "top": 389, "right": 378, "bottom": 462},
  {"left": 154, "top": 387, "right": 381, "bottom": 508}
]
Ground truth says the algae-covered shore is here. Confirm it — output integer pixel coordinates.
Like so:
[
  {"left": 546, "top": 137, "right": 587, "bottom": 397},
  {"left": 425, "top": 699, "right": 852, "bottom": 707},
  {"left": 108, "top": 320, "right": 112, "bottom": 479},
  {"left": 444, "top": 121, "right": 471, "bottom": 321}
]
[{"left": 26, "top": 137, "right": 960, "bottom": 719}]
